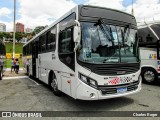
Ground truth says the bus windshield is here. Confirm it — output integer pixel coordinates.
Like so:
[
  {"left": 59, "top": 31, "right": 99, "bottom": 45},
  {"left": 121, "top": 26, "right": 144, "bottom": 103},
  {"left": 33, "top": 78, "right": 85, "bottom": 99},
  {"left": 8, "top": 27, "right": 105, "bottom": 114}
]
[{"left": 78, "top": 22, "right": 139, "bottom": 64}]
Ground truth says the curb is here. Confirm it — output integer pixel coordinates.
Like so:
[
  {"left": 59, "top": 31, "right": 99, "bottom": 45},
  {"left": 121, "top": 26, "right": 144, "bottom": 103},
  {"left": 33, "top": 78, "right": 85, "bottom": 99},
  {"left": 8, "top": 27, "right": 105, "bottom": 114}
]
[
  {"left": 6, "top": 68, "right": 24, "bottom": 71},
  {"left": 3, "top": 76, "right": 28, "bottom": 80}
]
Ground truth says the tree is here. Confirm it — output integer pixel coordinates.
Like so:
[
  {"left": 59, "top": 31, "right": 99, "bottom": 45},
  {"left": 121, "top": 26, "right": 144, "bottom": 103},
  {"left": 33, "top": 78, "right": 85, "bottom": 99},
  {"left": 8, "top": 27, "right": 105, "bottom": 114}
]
[
  {"left": 0, "top": 32, "right": 12, "bottom": 40},
  {"left": 33, "top": 25, "right": 47, "bottom": 34},
  {"left": 15, "top": 32, "right": 23, "bottom": 42}
]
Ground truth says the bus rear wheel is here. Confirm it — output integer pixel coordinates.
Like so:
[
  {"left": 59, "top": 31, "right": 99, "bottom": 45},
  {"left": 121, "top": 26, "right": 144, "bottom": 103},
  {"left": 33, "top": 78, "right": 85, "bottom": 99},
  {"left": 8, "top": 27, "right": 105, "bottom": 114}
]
[
  {"left": 50, "top": 73, "right": 61, "bottom": 96},
  {"left": 141, "top": 68, "right": 157, "bottom": 84}
]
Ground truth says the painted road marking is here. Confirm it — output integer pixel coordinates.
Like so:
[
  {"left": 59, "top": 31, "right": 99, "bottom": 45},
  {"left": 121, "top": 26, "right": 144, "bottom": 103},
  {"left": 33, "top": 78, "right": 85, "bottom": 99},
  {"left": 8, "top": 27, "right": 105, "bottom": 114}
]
[
  {"left": 3, "top": 76, "right": 41, "bottom": 86},
  {"left": 28, "top": 78, "right": 40, "bottom": 85}
]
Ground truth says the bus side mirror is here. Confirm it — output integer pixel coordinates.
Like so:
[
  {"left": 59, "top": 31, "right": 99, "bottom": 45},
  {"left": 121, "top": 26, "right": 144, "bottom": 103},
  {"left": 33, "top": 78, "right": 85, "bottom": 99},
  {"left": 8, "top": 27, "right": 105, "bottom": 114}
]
[{"left": 74, "top": 26, "right": 80, "bottom": 43}]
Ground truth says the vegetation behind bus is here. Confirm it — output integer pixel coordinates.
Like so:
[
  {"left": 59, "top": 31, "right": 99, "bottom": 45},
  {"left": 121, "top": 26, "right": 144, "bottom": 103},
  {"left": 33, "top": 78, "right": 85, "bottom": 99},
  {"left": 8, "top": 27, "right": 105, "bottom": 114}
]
[{"left": 5, "top": 42, "right": 24, "bottom": 68}]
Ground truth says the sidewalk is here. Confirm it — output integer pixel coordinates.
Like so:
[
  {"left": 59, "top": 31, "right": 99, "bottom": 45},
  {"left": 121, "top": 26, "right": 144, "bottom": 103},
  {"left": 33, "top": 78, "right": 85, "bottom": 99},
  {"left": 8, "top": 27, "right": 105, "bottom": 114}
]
[
  {"left": 6, "top": 68, "right": 24, "bottom": 71},
  {"left": 3, "top": 69, "right": 26, "bottom": 77}
]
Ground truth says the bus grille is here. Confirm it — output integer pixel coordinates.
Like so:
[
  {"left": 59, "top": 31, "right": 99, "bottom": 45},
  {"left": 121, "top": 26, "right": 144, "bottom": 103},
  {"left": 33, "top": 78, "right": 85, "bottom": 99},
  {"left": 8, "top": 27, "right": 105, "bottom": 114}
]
[
  {"left": 98, "top": 80, "right": 139, "bottom": 95},
  {"left": 94, "top": 63, "right": 140, "bottom": 76}
]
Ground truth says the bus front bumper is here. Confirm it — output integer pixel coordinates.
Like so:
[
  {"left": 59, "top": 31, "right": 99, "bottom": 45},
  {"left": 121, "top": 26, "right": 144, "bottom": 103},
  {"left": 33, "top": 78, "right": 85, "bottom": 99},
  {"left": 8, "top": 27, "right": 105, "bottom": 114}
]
[{"left": 76, "top": 78, "right": 142, "bottom": 100}]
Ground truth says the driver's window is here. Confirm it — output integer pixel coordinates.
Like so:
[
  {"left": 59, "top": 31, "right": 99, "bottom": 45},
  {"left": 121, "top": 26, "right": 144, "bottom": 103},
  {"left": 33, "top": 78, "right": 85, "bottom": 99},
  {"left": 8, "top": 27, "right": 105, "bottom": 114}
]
[{"left": 59, "top": 28, "right": 74, "bottom": 53}]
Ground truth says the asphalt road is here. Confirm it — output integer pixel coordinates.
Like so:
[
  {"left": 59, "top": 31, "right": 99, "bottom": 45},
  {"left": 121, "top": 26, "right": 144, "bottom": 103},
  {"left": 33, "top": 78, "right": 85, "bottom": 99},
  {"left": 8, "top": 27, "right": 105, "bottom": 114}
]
[{"left": 0, "top": 77, "right": 160, "bottom": 119}]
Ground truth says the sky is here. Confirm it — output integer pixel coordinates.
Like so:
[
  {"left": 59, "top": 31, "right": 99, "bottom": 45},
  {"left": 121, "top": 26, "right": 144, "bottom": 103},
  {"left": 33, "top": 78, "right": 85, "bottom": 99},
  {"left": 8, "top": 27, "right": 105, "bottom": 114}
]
[{"left": 0, "top": 0, "right": 160, "bottom": 32}]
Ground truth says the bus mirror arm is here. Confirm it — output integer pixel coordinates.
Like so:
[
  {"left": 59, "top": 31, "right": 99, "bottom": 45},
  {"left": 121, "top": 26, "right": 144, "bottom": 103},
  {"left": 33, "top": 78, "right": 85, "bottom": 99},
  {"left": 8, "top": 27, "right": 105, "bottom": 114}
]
[
  {"left": 74, "top": 41, "right": 80, "bottom": 52},
  {"left": 74, "top": 20, "right": 81, "bottom": 43}
]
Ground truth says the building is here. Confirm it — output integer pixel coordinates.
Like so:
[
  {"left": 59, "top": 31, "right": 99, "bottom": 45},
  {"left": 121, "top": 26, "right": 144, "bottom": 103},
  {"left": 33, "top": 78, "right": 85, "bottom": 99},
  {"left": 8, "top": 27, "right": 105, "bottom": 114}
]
[
  {"left": 25, "top": 28, "right": 33, "bottom": 33},
  {"left": 16, "top": 22, "right": 24, "bottom": 32},
  {"left": 0, "top": 23, "right": 6, "bottom": 32}
]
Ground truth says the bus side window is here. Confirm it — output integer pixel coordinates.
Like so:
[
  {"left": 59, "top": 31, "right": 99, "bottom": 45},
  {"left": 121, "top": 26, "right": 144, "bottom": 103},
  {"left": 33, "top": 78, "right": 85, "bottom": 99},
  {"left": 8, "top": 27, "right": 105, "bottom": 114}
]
[
  {"left": 47, "top": 26, "right": 56, "bottom": 51},
  {"left": 39, "top": 36, "right": 44, "bottom": 53},
  {"left": 38, "top": 37, "right": 41, "bottom": 53},
  {"left": 39, "top": 34, "right": 46, "bottom": 53},
  {"left": 138, "top": 36, "right": 143, "bottom": 42},
  {"left": 23, "top": 46, "right": 26, "bottom": 56},
  {"left": 26, "top": 45, "right": 28, "bottom": 55},
  {"left": 146, "top": 34, "right": 153, "bottom": 42},
  {"left": 59, "top": 28, "right": 74, "bottom": 53}
]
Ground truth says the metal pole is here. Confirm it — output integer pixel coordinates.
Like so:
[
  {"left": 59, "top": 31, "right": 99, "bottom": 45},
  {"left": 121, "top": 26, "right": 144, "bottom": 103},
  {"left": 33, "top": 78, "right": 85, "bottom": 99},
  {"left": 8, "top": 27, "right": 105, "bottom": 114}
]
[
  {"left": 131, "top": 0, "right": 134, "bottom": 15},
  {"left": 13, "top": 0, "right": 16, "bottom": 58}
]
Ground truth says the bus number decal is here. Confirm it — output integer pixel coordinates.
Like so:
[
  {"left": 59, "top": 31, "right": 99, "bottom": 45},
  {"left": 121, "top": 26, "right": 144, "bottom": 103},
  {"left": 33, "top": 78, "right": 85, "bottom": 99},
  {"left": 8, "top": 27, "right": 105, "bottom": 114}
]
[{"left": 108, "top": 77, "right": 132, "bottom": 85}]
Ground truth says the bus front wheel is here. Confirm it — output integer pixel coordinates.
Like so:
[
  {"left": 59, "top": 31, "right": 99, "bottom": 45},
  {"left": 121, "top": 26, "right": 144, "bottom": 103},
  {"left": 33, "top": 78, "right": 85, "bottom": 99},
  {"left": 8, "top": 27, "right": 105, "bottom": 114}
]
[
  {"left": 141, "top": 68, "right": 157, "bottom": 84},
  {"left": 49, "top": 73, "right": 62, "bottom": 96}
]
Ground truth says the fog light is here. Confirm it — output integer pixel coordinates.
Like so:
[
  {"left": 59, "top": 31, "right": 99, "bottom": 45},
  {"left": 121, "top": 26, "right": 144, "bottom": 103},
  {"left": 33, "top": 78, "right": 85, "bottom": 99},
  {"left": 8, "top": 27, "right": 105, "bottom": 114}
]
[{"left": 90, "top": 93, "right": 95, "bottom": 98}]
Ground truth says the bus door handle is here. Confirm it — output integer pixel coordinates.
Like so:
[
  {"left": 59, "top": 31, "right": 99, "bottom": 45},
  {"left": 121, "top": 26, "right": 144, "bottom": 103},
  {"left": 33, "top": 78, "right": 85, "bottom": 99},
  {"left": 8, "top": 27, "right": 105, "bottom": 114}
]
[{"left": 52, "top": 54, "right": 56, "bottom": 60}]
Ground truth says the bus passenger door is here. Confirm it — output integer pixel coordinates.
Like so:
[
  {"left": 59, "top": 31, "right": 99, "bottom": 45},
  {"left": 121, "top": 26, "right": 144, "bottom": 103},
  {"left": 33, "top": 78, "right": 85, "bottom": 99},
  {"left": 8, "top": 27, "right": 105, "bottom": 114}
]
[
  {"left": 58, "top": 28, "right": 75, "bottom": 96},
  {"left": 32, "top": 41, "right": 38, "bottom": 77}
]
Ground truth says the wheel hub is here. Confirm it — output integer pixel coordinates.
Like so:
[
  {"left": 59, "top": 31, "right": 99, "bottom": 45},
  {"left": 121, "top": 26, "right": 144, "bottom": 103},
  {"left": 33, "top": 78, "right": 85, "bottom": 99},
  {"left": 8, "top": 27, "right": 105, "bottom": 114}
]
[
  {"left": 51, "top": 78, "right": 58, "bottom": 91},
  {"left": 144, "top": 71, "right": 155, "bottom": 82}
]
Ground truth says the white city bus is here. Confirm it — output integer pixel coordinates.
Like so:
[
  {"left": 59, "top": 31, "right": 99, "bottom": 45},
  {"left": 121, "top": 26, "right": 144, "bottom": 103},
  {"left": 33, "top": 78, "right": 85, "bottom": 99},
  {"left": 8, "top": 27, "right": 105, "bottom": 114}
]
[
  {"left": 138, "top": 22, "right": 160, "bottom": 84},
  {"left": 23, "top": 5, "right": 141, "bottom": 100},
  {"left": 0, "top": 40, "right": 6, "bottom": 80}
]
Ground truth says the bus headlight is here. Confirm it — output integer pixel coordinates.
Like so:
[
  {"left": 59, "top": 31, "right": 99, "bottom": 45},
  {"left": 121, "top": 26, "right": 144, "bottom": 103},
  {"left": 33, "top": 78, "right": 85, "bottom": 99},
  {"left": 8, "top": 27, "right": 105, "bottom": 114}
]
[
  {"left": 80, "top": 75, "right": 88, "bottom": 83},
  {"left": 79, "top": 73, "right": 98, "bottom": 89},
  {"left": 89, "top": 79, "right": 97, "bottom": 87}
]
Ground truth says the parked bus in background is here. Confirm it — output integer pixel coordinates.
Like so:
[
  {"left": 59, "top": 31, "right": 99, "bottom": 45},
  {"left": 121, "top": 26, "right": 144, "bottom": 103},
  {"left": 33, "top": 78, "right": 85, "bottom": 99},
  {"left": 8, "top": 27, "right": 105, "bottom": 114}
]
[
  {"left": 0, "top": 40, "right": 6, "bottom": 80},
  {"left": 138, "top": 21, "right": 160, "bottom": 84},
  {"left": 23, "top": 5, "right": 141, "bottom": 100}
]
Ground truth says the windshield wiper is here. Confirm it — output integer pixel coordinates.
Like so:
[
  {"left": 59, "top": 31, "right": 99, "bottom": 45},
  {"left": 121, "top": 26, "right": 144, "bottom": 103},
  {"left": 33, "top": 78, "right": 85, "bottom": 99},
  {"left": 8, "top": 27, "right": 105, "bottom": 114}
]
[
  {"left": 122, "top": 24, "right": 131, "bottom": 54},
  {"left": 124, "top": 24, "right": 131, "bottom": 42},
  {"left": 95, "top": 19, "right": 114, "bottom": 41}
]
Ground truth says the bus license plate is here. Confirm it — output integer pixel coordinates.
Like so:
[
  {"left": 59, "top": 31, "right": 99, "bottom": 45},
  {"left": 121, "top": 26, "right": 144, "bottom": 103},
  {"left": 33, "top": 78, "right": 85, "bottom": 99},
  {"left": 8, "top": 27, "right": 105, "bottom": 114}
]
[{"left": 117, "top": 87, "right": 127, "bottom": 93}]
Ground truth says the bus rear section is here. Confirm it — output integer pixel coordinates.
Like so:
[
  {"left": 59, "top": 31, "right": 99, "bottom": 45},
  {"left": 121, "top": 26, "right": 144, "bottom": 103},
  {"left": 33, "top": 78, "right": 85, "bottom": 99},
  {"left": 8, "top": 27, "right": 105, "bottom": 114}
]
[
  {"left": 138, "top": 22, "right": 160, "bottom": 84},
  {"left": 23, "top": 5, "right": 141, "bottom": 100}
]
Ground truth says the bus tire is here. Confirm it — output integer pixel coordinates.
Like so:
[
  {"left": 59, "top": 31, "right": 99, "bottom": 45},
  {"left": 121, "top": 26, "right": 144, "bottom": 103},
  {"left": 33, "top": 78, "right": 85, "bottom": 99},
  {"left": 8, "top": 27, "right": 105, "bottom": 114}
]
[
  {"left": 141, "top": 68, "right": 157, "bottom": 84},
  {"left": 0, "top": 70, "right": 2, "bottom": 80},
  {"left": 49, "top": 72, "right": 62, "bottom": 96}
]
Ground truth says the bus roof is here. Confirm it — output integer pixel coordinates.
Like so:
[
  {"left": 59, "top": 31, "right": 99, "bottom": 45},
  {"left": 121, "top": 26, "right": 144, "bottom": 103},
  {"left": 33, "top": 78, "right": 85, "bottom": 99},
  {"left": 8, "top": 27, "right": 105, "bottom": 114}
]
[{"left": 24, "top": 5, "right": 136, "bottom": 47}]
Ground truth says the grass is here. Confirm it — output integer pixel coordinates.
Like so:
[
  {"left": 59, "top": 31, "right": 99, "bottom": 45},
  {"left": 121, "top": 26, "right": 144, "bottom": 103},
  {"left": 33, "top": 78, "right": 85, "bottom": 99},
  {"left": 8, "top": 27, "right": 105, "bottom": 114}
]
[
  {"left": 5, "top": 42, "right": 24, "bottom": 53},
  {"left": 5, "top": 58, "right": 23, "bottom": 68},
  {"left": 5, "top": 42, "right": 24, "bottom": 68}
]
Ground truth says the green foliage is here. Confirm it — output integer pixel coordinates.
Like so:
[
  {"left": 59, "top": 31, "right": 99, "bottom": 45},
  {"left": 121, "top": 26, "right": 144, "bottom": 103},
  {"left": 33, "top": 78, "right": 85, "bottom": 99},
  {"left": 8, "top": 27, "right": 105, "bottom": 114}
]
[
  {"left": 33, "top": 25, "right": 47, "bottom": 34},
  {"left": 5, "top": 42, "right": 24, "bottom": 53},
  {"left": 0, "top": 32, "right": 34, "bottom": 41},
  {"left": 0, "top": 25, "right": 48, "bottom": 42},
  {"left": 15, "top": 32, "right": 24, "bottom": 42},
  {"left": 0, "top": 32, "right": 12, "bottom": 39}
]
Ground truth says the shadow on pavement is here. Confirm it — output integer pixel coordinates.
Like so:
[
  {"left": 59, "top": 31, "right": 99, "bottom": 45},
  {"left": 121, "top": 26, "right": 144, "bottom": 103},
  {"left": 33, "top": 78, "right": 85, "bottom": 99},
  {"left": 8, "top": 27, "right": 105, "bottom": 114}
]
[{"left": 29, "top": 76, "right": 134, "bottom": 111}]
